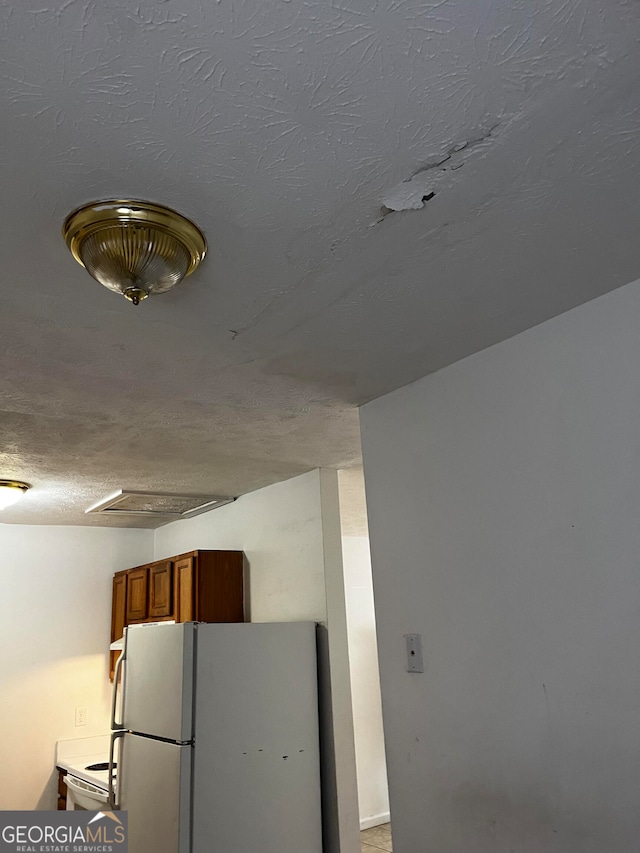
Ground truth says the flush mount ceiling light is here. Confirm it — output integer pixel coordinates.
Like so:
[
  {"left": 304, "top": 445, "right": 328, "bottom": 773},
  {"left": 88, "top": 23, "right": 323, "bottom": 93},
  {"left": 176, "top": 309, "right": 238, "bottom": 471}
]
[
  {"left": 0, "top": 480, "right": 30, "bottom": 510},
  {"left": 63, "top": 199, "right": 207, "bottom": 305}
]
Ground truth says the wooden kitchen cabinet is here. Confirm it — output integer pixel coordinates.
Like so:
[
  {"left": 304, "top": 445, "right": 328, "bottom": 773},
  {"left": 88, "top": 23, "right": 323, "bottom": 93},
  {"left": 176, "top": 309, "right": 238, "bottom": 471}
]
[
  {"left": 126, "top": 566, "right": 148, "bottom": 621},
  {"left": 173, "top": 551, "right": 244, "bottom": 624},
  {"left": 57, "top": 769, "right": 67, "bottom": 811},
  {"left": 109, "top": 571, "right": 128, "bottom": 680},
  {"left": 174, "top": 556, "right": 194, "bottom": 623},
  {"left": 149, "top": 560, "right": 173, "bottom": 618},
  {"left": 109, "top": 550, "right": 244, "bottom": 680}
]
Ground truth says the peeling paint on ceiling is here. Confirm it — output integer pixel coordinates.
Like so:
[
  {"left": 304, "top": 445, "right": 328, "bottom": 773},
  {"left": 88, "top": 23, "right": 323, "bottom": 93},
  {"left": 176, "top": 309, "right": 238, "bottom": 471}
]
[
  {"left": 1, "top": 0, "right": 640, "bottom": 526},
  {"left": 380, "top": 124, "right": 500, "bottom": 213}
]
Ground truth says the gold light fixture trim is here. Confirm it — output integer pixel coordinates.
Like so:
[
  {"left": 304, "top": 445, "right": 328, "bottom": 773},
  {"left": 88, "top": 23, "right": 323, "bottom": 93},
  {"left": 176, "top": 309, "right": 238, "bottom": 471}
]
[
  {"left": 0, "top": 480, "right": 30, "bottom": 510},
  {"left": 63, "top": 199, "right": 207, "bottom": 305}
]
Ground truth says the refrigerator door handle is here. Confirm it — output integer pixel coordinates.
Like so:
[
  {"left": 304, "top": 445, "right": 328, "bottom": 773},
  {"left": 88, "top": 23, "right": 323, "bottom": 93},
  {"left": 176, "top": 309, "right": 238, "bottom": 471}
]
[
  {"left": 111, "top": 650, "right": 125, "bottom": 731},
  {"left": 108, "top": 730, "right": 125, "bottom": 810}
]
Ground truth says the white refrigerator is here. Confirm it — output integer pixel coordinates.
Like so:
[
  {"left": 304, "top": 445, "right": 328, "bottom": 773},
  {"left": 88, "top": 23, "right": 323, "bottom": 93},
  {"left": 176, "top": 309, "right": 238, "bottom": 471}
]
[{"left": 110, "top": 621, "right": 323, "bottom": 853}]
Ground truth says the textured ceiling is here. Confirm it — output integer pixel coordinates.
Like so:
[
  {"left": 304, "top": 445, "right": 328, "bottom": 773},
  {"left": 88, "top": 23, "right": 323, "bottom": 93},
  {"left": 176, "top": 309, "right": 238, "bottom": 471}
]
[{"left": 1, "top": 0, "right": 640, "bottom": 526}]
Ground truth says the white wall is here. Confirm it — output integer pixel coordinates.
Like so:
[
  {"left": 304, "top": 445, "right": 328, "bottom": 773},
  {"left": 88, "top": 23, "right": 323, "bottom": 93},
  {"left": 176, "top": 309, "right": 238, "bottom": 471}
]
[
  {"left": 342, "top": 536, "right": 390, "bottom": 829},
  {"left": 153, "top": 470, "right": 327, "bottom": 623},
  {"left": 360, "top": 280, "right": 640, "bottom": 853},
  {"left": 0, "top": 524, "right": 152, "bottom": 810}
]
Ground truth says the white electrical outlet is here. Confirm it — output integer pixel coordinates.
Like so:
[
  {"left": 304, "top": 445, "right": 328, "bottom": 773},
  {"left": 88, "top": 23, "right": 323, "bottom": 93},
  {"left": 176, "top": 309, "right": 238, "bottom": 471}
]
[{"left": 75, "top": 707, "right": 88, "bottom": 727}]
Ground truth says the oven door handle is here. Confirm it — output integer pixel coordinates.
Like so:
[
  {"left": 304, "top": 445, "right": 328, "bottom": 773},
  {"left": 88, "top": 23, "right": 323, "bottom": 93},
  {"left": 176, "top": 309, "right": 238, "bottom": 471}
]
[
  {"left": 108, "top": 730, "right": 125, "bottom": 810},
  {"left": 64, "top": 773, "right": 106, "bottom": 796},
  {"left": 64, "top": 774, "right": 109, "bottom": 801}
]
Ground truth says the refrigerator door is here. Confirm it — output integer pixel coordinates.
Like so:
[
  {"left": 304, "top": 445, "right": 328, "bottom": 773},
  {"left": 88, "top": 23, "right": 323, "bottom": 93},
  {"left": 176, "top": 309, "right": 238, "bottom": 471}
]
[
  {"left": 192, "top": 622, "right": 323, "bottom": 853},
  {"left": 122, "top": 622, "right": 195, "bottom": 741},
  {"left": 118, "top": 733, "right": 191, "bottom": 853}
]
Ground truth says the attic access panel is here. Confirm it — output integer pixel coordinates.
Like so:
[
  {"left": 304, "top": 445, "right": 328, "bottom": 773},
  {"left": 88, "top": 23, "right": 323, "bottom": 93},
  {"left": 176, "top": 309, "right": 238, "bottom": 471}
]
[{"left": 85, "top": 489, "right": 235, "bottom": 519}]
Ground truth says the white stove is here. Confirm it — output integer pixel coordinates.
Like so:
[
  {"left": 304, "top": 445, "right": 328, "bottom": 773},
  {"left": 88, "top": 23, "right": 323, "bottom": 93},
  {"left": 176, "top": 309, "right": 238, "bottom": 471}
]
[{"left": 56, "top": 735, "right": 115, "bottom": 810}]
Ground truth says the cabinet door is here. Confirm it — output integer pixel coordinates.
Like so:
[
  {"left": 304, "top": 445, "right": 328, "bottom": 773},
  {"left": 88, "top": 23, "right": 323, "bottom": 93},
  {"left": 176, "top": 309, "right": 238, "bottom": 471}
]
[
  {"left": 112, "top": 573, "right": 127, "bottom": 642},
  {"left": 149, "top": 561, "right": 173, "bottom": 618},
  {"left": 174, "top": 557, "right": 194, "bottom": 623},
  {"left": 127, "top": 567, "right": 148, "bottom": 621},
  {"left": 197, "top": 551, "right": 244, "bottom": 623},
  {"left": 57, "top": 770, "right": 67, "bottom": 811},
  {"left": 110, "top": 573, "right": 128, "bottom": 680}
]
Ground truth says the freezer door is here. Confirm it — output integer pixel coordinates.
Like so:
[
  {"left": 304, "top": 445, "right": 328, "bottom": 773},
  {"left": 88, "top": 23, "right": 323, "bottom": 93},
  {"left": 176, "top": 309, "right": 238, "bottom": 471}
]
[
  {"left": 192, "top": 622, "right": 323, "bottom": 853},
  {"left": 123, "top": 622, "right": 195, "bottom": 741},
  {"left": 118, "top": 733, "right": 191, "bottom": 853}
]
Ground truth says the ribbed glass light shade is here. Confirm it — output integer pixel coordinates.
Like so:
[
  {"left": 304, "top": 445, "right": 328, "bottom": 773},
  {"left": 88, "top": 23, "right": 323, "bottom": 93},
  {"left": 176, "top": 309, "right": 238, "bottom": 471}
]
[
  {"left": 63, "top": 200, "right": 207, "bottom": 305},
  {"left": 79, "top": 225, "right": 191, "bottom": 304}
]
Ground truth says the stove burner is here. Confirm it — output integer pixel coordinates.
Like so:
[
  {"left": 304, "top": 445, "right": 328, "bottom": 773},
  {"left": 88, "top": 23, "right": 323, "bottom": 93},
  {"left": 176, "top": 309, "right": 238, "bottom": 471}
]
[{"left": 85, "top": 762, "right": 116, "bottom": 771}]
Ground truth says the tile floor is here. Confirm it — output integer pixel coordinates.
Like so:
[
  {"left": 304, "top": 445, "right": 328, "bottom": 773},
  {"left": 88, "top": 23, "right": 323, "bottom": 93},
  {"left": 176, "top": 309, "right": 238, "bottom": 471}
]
[{"left": 361, "top": 822, "right": 392, "bottom": 852}]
